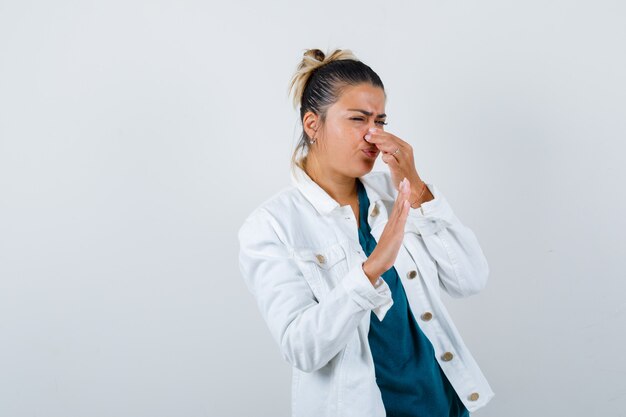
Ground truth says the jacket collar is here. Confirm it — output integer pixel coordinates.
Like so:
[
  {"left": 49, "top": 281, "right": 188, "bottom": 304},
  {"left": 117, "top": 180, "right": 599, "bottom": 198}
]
[{"left": 290, "top": 161, "right": 395, "bottom": 216}]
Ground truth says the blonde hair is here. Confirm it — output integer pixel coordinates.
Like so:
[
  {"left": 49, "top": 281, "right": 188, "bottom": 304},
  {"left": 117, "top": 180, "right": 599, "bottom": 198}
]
[{"left": 287, "top": 48, "right": 385, "bottom": 174}]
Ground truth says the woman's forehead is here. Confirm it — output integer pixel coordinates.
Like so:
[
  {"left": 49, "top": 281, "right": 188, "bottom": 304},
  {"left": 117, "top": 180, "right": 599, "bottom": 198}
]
[{"left": 336, "top": 84, "right": 386, "bottom": 113}]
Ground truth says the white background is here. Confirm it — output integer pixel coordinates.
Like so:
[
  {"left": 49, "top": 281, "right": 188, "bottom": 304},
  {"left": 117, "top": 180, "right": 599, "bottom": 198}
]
[{"left": 1, "top": 1, "right": 625, "bottom": 416}]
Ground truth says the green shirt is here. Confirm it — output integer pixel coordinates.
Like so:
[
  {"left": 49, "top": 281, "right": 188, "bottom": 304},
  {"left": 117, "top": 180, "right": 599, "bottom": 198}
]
[{"left": 357, "top": 178, "right": 469, "bottom": 417}]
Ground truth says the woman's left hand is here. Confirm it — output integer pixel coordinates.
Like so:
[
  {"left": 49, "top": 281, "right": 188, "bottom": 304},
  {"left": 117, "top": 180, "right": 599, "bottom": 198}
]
[{"left": 364, "top": 127, "right": 423, "bottom": 194}]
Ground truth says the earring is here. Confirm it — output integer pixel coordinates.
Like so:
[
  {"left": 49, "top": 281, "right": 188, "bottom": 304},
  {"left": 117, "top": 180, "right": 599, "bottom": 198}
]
[{"left": 311, "top": 136, "right": 317, "bottom": 144}]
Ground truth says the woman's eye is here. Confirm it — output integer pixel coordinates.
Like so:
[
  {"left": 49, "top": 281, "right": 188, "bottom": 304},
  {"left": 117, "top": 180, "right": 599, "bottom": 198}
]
[{"left": 350, "top": 118, "right": 387, "bottom": 126}]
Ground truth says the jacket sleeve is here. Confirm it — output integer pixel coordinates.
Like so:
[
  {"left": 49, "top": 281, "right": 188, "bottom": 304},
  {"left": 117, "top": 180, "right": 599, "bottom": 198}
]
[
  {"left": 405, "top": 182, "right": 490, "bottom": 298},
  {"left": 237, "top": 209, "right": 393, "bottom": 373}
]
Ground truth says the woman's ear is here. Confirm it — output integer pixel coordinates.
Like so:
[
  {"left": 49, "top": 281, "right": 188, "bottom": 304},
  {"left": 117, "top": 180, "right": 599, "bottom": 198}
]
[{"left": 302, "top": 111, "right": 319, "bottom": 140}]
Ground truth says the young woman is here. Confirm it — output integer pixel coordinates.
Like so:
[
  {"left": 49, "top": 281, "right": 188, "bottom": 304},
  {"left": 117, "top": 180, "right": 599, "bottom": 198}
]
[{"left": 238, "top": 48, "right": 494, "bottom": 417}]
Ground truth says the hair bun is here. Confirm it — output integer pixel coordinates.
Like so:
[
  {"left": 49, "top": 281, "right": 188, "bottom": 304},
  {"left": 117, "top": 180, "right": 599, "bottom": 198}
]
[
  {"left": 288, "top": 48, "right": 358, "bottom": 109},
  {"left": 306, "top": 48, "right": 326, "bottom": 63}
]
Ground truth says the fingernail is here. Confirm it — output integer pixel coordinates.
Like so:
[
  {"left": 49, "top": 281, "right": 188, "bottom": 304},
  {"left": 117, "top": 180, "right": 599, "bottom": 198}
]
[
  {"left": 369, "top": 127, "right": 376, "bottom": 133},
  {"left": 364, "top": 134, "right": 371, "bottom": 140}
]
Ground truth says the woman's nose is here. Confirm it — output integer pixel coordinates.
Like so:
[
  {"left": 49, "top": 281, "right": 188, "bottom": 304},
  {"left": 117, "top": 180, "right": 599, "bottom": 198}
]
[
  {"left": 366, "top": 123, "right": 383, "bottom": 134},
  {"left": 362, "top": 121, "right": 374, "bottom": 135}
]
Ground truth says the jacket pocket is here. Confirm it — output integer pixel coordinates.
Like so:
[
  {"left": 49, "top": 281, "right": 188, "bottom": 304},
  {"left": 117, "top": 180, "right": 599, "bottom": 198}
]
[{"left": 293, "top": 242, "right": 348, "bottom": 299}]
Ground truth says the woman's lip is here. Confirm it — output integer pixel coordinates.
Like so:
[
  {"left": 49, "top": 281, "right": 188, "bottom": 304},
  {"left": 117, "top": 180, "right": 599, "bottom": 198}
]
[{"left": 362, "top": 149, "right": 379, "bottom": 158}]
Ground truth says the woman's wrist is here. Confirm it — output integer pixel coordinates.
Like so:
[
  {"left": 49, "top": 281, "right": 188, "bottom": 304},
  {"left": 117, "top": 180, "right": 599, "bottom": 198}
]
[
  {"left": 409, "top": 180, "right": 433, "bottom": 208},
  {"left": 362, "top": 260, "right": 381, "bottom": 286}
]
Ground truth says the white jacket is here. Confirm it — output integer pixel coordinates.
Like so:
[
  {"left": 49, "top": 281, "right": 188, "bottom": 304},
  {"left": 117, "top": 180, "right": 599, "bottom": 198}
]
[{"left": 237, "top": 164, "right": 494, "bottom": 417}]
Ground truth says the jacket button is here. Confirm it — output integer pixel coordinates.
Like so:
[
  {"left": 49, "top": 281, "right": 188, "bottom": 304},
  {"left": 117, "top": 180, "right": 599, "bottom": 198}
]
[
  {"left": 468, "top": 392, "right": 480, "bottom": 401},
  {"left": 315, "top": 254, "right": 326, "bottom": 264},
  {"left": 407, "top": 270, "right": 417, "bottom": 279},
  {"left": 371, "top": 205, "right": 379, "bottom": 217},
  {"left": 421, "top": 312, "right": 433, "bottom": 321},
  {"left": 441, "top": 352, "right": 454, "bottom": 362}
]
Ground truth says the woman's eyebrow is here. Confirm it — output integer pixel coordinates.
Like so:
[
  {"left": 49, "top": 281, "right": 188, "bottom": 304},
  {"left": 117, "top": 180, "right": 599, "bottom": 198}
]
[{"left": 347, "top": 108, "right": 387, "bottom": 118}]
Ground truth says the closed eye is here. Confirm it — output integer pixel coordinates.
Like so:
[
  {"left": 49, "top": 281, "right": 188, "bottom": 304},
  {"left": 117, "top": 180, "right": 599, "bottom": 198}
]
[{"left": 350, "top": 117, "right": 388, "bottom": 126}]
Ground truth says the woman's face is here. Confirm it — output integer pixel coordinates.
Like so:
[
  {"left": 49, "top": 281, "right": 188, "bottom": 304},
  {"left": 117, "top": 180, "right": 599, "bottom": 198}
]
[{"left": 308, "top": 83, "right": 387, "bottom": 179}]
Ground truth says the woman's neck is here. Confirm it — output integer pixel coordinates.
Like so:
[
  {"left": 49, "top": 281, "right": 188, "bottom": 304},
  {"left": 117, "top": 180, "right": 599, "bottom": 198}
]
[{"left": 303, "top": 154, "right": 357, "bottom": 206}]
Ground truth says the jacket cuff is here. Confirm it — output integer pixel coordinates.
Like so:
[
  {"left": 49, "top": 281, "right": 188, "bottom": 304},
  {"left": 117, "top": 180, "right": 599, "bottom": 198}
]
[
  {"left": 340, "top": 262, "right": 394, "bottom": 321},
  {"left": 406, "top": 182, "right": 454, "bottom": 236}
]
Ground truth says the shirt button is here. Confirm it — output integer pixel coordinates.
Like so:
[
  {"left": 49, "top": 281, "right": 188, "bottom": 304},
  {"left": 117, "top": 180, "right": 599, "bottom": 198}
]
[
  {"left": 468, "top": 392, "right": 480, "bottom": 401},
  {"left": 407, "top": 270, "right": 418, "bottom": 279},
  {"left": 441, "top": 352, "right": 454, "bottom": 362},
  {"left": 371, "top": 205, "right": 379, "bottom": 217},
  {"left": 315, "top": 254, "right": 326, "bottom": 264},
  {"left": 421, "top": 312, "right": 433, "bottom": 321}
]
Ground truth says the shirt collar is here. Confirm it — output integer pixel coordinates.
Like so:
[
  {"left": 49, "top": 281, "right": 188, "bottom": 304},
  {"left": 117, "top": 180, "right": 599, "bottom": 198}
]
[{"left": 290, "top": 161, "right": 395, "bottom": 216}]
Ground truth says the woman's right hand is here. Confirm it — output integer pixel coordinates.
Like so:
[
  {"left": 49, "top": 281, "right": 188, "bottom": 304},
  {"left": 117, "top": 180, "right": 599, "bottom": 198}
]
[{"left": 362, "top": 177, "right": 412, "bottom": 285}]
